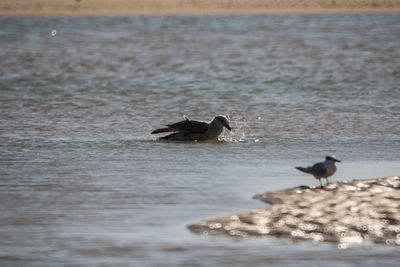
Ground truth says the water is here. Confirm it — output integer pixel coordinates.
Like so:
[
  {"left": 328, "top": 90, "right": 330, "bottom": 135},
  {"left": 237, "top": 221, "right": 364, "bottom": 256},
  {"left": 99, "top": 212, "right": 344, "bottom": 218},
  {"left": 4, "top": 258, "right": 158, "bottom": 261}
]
[{"left": 1, "top": 14, "right": 399, "bottom": 266}]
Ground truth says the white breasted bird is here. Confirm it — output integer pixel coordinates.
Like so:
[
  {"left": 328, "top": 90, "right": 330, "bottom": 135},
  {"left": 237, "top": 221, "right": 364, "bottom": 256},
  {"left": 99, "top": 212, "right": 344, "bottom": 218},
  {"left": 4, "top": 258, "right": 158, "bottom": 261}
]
[
  {"left": 295, "top": 155, "right": 341, "bottom": 187},
  {"left": 151, "top": 115, "right": 231, "bottom": 141}
]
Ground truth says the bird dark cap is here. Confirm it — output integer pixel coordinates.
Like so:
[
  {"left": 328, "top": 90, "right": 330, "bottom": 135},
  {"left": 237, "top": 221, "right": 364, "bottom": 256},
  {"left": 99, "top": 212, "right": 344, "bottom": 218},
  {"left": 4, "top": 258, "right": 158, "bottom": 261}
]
[{"left": 326, "top": 155, "right": 339, "bottom": 161}]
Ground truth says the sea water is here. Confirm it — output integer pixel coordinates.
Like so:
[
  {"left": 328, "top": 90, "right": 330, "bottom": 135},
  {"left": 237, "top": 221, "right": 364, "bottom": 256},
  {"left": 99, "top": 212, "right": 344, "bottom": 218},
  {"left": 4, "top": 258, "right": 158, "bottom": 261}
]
[{"left": 0, "top": 14, "right": 399, "bottom": 266}]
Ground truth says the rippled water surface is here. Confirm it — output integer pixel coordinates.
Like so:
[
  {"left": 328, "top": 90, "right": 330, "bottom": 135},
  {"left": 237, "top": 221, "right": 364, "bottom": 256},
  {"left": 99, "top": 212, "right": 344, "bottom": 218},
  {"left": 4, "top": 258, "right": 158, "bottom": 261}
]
[{"left": 1, "top": 14, "right": 399, "bottom": 266}]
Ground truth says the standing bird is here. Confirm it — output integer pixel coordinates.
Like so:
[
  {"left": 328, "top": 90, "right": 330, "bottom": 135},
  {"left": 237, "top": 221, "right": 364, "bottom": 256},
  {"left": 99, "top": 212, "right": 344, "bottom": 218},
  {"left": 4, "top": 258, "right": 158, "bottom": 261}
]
[
  {"left": 295, "top": 156, "right": 341, "bottom": 187},
  {"left": 151, "top": 115, "right": 231, "bottom": 141}
]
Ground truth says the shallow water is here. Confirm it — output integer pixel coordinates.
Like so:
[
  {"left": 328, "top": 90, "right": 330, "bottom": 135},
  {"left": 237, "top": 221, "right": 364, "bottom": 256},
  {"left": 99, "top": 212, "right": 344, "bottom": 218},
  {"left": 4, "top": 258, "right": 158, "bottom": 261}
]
[{"left": 0, "top": 14, "right": 399, "bottom": 266}]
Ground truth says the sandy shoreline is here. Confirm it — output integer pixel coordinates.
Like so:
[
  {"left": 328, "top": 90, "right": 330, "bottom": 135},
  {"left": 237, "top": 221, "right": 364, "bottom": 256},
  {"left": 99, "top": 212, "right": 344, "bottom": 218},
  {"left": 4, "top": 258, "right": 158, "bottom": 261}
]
[
  {"left": 1, "top": 0, "right": 400, "bottom": 15},
  {"left": 189, "top": 176, "right": 400, "bottom": 247}
]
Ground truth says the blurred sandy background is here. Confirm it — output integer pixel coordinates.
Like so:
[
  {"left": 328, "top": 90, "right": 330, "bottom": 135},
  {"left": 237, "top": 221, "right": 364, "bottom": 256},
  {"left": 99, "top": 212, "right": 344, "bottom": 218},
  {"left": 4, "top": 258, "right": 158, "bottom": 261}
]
[{"left": 1, "top": 0, "right": 400, "bottom": 15}]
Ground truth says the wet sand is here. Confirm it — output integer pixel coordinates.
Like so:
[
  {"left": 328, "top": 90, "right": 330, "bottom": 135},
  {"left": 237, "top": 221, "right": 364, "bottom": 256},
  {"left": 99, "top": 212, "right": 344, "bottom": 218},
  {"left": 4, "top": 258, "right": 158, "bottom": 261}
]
[
  {"left": 188, "top": 176, "right": 400, "bottom": 247},
  {"left": 1, "top": 0, "right": 400, "bottom": 15}
]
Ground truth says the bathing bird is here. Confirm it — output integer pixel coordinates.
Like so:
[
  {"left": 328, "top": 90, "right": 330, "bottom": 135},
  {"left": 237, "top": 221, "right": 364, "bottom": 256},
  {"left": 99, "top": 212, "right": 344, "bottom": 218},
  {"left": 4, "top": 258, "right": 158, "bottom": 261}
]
[
  {"left": 151, "top": 115, "right": 231, "bottom": 141},
  {"left": 295, "top": 155, "right": 341, "bottom": 187}
]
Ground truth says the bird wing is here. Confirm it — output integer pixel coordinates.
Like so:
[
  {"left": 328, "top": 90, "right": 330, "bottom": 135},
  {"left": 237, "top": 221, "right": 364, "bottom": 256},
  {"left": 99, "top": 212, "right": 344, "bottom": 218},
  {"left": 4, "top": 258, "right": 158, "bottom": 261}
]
[
  {"left": 166, "top": 118, "right": 209, "bottom": 134},
  {"left": 307, "top": 162, "right": 327, "bottom": 176}
]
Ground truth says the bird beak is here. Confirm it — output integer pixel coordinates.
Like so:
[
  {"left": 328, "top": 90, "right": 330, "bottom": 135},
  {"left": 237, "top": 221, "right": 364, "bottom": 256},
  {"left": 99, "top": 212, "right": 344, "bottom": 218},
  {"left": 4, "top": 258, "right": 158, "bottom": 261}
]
[
  {"left": 225, "top": 125, "right": 232, "bottom": 131},
  {"left": 335, "top": 159, "right": 341, "bottom": 163}
]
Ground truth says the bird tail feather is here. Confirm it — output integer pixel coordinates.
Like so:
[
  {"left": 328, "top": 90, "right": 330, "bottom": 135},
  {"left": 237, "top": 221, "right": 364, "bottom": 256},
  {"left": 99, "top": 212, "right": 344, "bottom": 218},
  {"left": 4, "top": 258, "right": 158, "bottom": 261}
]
[
  {"left": 151, "top": 128, "right": 172, "bottom": 134},
  {"left": 295, "top": 166, "right": 309, "bottom": 173}
]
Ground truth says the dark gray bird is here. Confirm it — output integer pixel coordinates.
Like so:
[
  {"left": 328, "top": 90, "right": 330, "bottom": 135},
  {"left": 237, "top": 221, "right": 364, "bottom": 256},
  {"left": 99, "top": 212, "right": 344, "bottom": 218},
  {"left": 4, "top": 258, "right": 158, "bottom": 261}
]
[
  {"left": 295, "top": 155, "right": 341, "bottom": 187},
  {"left": 151, "top": 115, "right": 231, "bottom": 141}
]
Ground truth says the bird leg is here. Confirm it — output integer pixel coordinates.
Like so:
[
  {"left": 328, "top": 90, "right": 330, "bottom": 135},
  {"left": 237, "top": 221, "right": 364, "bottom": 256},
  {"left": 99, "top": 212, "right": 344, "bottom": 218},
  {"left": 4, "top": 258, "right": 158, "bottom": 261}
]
[
  {"left": 326, "top": 177, "right": 329, "bottom": 185},
  {"left": 318, "top": 178, "right": 323, "bottom": 188}
]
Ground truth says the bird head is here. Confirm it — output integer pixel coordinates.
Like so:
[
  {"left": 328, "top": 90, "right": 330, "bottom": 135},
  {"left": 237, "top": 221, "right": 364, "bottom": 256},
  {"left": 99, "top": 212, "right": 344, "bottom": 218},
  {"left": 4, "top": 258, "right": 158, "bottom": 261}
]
[
  {"left": 326, "top": 155, "right": 341, "bottom": 163},
  {"left": 214, "top": 115, "right": 231, "bottom": 131}
]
